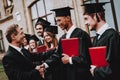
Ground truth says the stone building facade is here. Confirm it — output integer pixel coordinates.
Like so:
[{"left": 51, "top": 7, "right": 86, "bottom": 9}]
[{"left": 0, "top": 0, "right": 120, "bottom": 52}]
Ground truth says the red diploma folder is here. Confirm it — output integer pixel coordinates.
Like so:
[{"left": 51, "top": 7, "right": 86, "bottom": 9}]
[
  {"left": 37, "top": 45, "right": 47, "bottom": 53},
  {"left": 61, "top": 38, "right": 79, "bottom": 57},
  {"left": 89, "top": 46, "right": 109, "bottom": 67}
]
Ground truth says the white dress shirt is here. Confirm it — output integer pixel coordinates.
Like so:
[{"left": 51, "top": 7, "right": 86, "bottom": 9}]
[
  {"left": 65, "top": 25, "right": 76, "bottom": 64},
  {"left": 38, "top": 36, "right": 44, "bottom": 44},
  {"left": 10, "top": 44, "right": 24, "bottom": 55},
  {"left": 66, "top": 25, "right": 76, "bottom": 39},
  {"left": 96, "top": 23, "right": 112, "bottom": 39}
]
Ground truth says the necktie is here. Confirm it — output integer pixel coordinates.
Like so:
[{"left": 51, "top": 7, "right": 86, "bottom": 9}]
[
  {"left": 96, "top": 33, "right": 99, "bottom": 41},
  {"left": 93, "top": 33, "right": 99, "bottom": 46},
  {"left": 21, "top": 48, "right": 27, "bottom": 57},
  {"left": 65, "top": 33, "right": 67, "bottom": 38}
]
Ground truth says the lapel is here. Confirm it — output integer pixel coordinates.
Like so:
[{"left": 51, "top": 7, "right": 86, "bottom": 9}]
[
  {"left": 93, "top": 29, "right": 114, "bottom": 46},
  {"left": 8, "top": 46, "right": 32, "bottom": 62},
  {"left": 9, "top": 46, "right": 23, "bottom": 56},
  {"left": 8, "top": 46, "right": 36, "bottom": 70},
  {"left": 98, "top": 29, "right": 113, "bottom": 41},
  {"left": 70, "top": 28, "right": 78, "bottom": 38},
  {"left": 61, "top": 33, "right": 67, "bottom": 39},
  {"left": 38, "top": 40, "right": 43, "bottom": 46}
]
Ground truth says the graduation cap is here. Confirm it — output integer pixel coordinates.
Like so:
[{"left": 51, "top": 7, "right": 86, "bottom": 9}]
[
  {"left": 29, "top": 35, "right": 39, "bottom": 42},
  {"left": 81, "top": 2, "right": 109, "bottom": 22},
  {"left": 44, "top": 25, "right": 58, "bottom": 34},
  {"left": 51, "top": 6, "right": 73, "bottom": 17},
  {"left": 35, "top": 17, "right": 51, "bottom": 28},
  {"left": 24, "top": 34, "right": 31, "bottom": 42}
]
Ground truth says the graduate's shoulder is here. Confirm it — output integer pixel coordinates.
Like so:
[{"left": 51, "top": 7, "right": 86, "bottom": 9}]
[
  {"left": 104, "top": 28, "right": 119, "bottom": 39},
  {"left": 73, "top": 27, "right": 89, "bottom": 35},
  {"left": 105, "top": 28, "right": 118, "bottom": 35}
]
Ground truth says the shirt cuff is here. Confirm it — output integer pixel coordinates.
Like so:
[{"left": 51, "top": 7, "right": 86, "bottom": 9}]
[
  {"left": 69, "top": 57, "right": 73, "bottom": 64},
  {"left": 43, "top": 63, "right": 49, "bottom": 68}
]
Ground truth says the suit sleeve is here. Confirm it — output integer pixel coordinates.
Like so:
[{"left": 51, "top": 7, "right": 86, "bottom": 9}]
[
  {"left": 2, "top": 56, "right": 43, "bottom": 80},
  {"left": 44, "top": 38, "right": 62, "bottom": 68},
  {"left": 24, "top": 48, "right": 56, "bottom": 63},
  {"left": 31, "top": 49, "right": 56, "bottom": 62}
]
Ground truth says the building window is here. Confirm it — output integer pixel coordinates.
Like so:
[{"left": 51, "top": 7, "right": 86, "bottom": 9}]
[
  {"left": 84, "top": 0, "right": 120, "bottom": 37},
  {"left": 0, "top": 30, "right": 5, "bottom": 53},
  {"left": 113, "top": 0, "right": 120, "bottom": 32},
  {"left": 0, "top": 12, "right": 1, "bottom": 19},
  {"left": 83, "top": 0, "right": 96, "bottom": 3},
  {"left": 95, "top": 0, "right": 120, "bottom": 32},
  {"left": 30, "top": 0, "right": 55, "bottom": 29},
  {"left": 97, "top": 0, "right": 115, "bottom": 30},
  {"left": 3, "top": 0, "right": 14, "bottom": 16}
]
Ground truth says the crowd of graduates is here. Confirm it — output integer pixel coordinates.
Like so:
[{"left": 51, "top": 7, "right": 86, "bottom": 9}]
[
  {"left": 22, "top": 18, "right": 58, "bottom": 53},
  {"left": 2, "top": 1, "right": 120, "bottom": 80}
]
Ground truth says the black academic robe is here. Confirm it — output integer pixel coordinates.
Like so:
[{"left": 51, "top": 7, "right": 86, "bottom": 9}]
[
  {"left": 38, "top": 37, "right": 44, "bottom": 46},
  {"left": 45, "top": 28, "right": 93, "bottom": 80},
  {"left": 2, "top": 46, "right": 44, "bottom": 80},
  {"left": 93, "top": 29, "right": 120, "bottom": 80},
  {"left": 21, "top": 48, "right": 55, "bottom": 66},
  {"left": 38, "top": 40, "right": 43, "bottom": 46}
]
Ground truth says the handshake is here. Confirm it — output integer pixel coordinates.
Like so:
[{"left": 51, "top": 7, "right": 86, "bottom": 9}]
[{"left": 35, "top": 64, "right": 45, "bottom": 78}]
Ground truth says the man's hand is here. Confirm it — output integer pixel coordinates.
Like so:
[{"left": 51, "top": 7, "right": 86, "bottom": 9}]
[
  {"left": 40, "top": 64, "right": 45, "bottom": 68},
  {"left": 35, "top": 65, "right": 40, "bottom": 70},
  {"left": 90, "top": 65, "right": 96, "bottom": 76},
  {"left": 61, "top": 54, "right": 70, "bottom": 64},
  {"left": 39, "top": 67, "right": 45, "bottom": 78},
  {"left": 35, "top": 65, "right": 45, "bottom": 78}
]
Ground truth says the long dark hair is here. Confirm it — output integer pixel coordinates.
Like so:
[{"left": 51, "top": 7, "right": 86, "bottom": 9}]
[{"left": 44, "top": 31, "right": 58, "bottom": 49}]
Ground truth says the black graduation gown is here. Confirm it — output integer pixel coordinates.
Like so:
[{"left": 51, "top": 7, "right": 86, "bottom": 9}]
[
  {"left": 38, "top": 40, "right": 43, "bottom": 46},
  {"left": 45, "top": 28, "right": 93, "bottom": 80},
  {"left": 93, "top": 29, "right": 120, "bottom": 80}
]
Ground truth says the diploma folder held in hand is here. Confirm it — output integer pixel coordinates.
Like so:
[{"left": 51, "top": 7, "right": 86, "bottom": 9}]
[
  {"left": 37, "top": 45, "right": 47, "bottom": 53},
  {"left": 61, "top": 38, "right": 80, "bottom": 57},
  {"left": 89, "top": 46, "right": 109, "bottom": 67}
]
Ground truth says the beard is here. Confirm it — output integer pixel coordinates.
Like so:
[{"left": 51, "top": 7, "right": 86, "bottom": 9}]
[{"left": 64, "top": 24, "right": 68, "bottom": 30}]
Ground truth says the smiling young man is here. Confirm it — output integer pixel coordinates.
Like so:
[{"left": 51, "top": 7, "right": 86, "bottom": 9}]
[
  {"left": 82, "top": 2, "right": 120, "bottom": 80},
  {"left": 35, "top": 17, "right": 51, "bottom": 46},
  {"left": 40, "top": 6, "right": 93, "bottom": 80}
]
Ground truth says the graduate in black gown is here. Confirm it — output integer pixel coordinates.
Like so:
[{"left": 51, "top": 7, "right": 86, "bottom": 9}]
[
  {"left": 40, "top": 6, "right": 93, "bottom": 80},
  {"left": 35, "top": 17, "right": 51, "bottom": 46},
  {"left": 82, "top": 2, "right": 120, "bottom": 80}
]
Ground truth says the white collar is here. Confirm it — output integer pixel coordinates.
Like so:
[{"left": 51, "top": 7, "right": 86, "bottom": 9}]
[
  {"left": 66, "top": 25, "right": 76, "bottom": 39},
  {"left": 38, "top": 36, "right": 44, "bottom": 43},
  {"left": 10, "top": 44, "right": 22, "bottom": 52},
  {"left": 39, "top": 36, "right": 44, "bottom": 40},
  {"left": 96, "top": 23, "right": 111, "bottom": 36}
]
